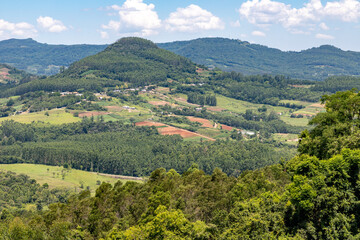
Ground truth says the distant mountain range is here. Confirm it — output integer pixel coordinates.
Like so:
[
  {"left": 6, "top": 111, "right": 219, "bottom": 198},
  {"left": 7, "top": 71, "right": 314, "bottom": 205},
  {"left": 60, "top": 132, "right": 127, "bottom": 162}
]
[
  {"left": 158, "top": 38, "right": 360, "bottom": 80},
  {"left": 1, "top": 38, "right": 360, "bottom": 80},
  {"left": 2, "top": 37, "right": 197, "bottom": 96},
  {"left": 0, "top": 38, "right": 107, "bottom": 75}
]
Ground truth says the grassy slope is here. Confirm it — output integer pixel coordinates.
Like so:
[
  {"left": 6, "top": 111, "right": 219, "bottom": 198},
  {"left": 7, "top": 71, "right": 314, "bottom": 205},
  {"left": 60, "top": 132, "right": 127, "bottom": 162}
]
[
  {"left": 0, "top": 109, "right": 81, "bottom": 124},
  {"left": 0, "top": 164, "right": 141, "bottom": 194}
]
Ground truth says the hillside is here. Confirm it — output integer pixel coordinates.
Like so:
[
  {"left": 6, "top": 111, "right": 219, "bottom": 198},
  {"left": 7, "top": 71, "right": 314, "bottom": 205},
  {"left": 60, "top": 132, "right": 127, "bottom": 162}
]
[
  {"left": 0, "top": 63, "right": 36, "bottom": 85},
  {"left": 1, "top": 37, "right": 197, "bottom": 96},
  {"left": 0, "top": 38, "right": 107, "bottom": 75},
  {"left": 158, "top": 38, "right": 360, "bottom": 80}
]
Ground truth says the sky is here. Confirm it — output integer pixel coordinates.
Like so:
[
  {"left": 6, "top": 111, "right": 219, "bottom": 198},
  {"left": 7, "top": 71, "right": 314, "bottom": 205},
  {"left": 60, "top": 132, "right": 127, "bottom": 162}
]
[{"left": 1, "top": 0, "right": 360, "bottom": 51}]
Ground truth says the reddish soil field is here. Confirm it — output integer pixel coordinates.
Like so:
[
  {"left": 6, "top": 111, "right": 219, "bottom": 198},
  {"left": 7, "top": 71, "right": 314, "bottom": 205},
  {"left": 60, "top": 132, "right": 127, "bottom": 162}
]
[
  {"left": 78, "top": 111, "right": 110, "bottom": 117},
  {"left": 105, "top": 106, "right": 124, "bottom": 111},
  {"left": 158, "top": 126, "right": 215, "bottom": 141},
  {"left": 149, "top": 101, "right": 174, "bottom": 106},
  {"left": 309, "top": 103, "right": 325, "bottom": 108},
  {"left": 207, "top": 107, "right": 225, "bottom": 112},
  {"left": 135, "top": 121, "right": 166, "bottom": 127},
  {"left": 187, "top": 116, "right": 213, "bottom": 128},
  {"left": 158, "top": 126, "right": 198, "bottom": 138},
  {"left": 221, "top": 124, "right": 233, "bottom": 131},
  {"left": 136, "top": 121, "right": 215, "bottom": 141}
]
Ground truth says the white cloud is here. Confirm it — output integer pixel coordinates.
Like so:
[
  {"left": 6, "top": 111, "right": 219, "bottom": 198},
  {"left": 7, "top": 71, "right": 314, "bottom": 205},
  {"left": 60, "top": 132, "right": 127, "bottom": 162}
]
[
  {"left": 319, "top": 22, "right": 329, "bottom": 30},
  {"left": 103, "top": 0, "right": 161, "bottom": 36},
  {"left": 102, "top": 20, "right": 121, "bottom": 31},
  {"left": 316, "top": 33, "right": 335, "bottom": 39},
  {"left": 100, "top": 31, "right": 109, "bottom": 39},
  {"left": 37, "top": 16, "right": 67, "bottom": 32},
  {"left": 239, "top": 0, "right": 320, "bottom": 29},
  {"left": 230, "top": 20, "right": 241, "bottom": 27},
  {"left": 323, "top": 0, "right": 360, "bottom": 22},
  {"left": 239, "top": 0, "right": 360, "bottom": 32},
  {"left": 252, "top": 30, "right": 266, "bottom": 36},
  {"left": 0, "top": 19, "right": 37, "bottom": 38},
  {"left": 165, "top": 4, "right": 224, "bottom": 32}
]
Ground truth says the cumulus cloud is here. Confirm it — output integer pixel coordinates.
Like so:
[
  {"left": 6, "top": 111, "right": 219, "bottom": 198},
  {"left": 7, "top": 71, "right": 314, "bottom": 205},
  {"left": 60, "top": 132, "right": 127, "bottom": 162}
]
[
  {"left": 252, "top": 30, "right": 266, "bottom": 36},
  {"left": 103, "top": 0, "right": 161, "bottom": 36},
  {"left": 239, "top": 0, "right": 320, "bottom": 29},
  {"left": 0, "top": 19, "right": 37, "bottom": 38},
  {"left": 165, "top": 4, "right": 224, "bottom": 32},
  {"left": 100, "top": 31, "right": 109, "bottom": 39},
  {"left": 239, "top": 0, "right": 360, "bottom": 31},
  {"left": 319, "top": 22, "right": 329, "bottom": 30},
  {"left": 323, "top": 0, "right": 360, "bottom": 22},
  {"left": 316, "top": 33, "right": 335, "bottom": 39},
  {"left": 37, "top": 16, "right": 67, "bottom": 32},
  {"left": 230, "top": 20, "right": 241, "bottom": 27}
]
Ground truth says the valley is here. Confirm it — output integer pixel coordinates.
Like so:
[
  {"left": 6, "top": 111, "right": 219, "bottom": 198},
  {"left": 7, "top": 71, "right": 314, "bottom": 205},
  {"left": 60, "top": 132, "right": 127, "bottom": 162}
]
[{"left": 0, "top": 36, "right": 359, "bottom": 239}]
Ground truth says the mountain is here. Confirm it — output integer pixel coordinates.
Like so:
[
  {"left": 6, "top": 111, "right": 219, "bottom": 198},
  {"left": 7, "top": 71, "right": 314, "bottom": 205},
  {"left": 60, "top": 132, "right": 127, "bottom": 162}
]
[
  {"left": 0, "top": 38, "right": 107, "bottom": 75},
  {"left": 158, "top": 38, "right": 360, "bottom": 80},
  {"left": 2, "top": 37, "right": 197, "bottom": 95}
]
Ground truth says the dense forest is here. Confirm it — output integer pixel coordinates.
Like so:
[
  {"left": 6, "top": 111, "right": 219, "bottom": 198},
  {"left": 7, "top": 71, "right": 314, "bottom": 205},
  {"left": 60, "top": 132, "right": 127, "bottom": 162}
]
[
  {"left": 0, "top": 89, "right": 359, "bottom": 239},
  {"left": 0, "top": 119, "right": 295, "bottom": 177},
  {"left": 158, "top": 37, "right": 360, "bottom": 80}
]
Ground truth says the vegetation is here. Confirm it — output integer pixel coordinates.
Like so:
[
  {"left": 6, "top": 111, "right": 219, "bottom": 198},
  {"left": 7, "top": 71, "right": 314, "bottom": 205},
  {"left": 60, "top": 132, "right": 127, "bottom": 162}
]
[
  {"left": 299, "top": 89, "right": 360, "bottom": 159},
  {"left": 159, "top": 37, "right": 360, "bottom": 80},
  {"left": 0, "top": 170, "right": 70, "bottom": 211},
  {"left": 0, "top": 164, "right": 138, "bottom": 194},
  {"left": 0, "top": 119, "right": 295, "bottom": 177},
  {"left": 0, "top": 38, "right": 107, "bottom": 75},
  {"left": 0, "top": 89, "right": 358, "bottom": 239}
]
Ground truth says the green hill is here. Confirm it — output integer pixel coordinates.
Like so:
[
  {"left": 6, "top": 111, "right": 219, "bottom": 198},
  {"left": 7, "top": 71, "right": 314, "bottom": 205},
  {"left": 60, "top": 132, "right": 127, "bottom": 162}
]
[
  {"left": 158, "top": 38, "right": 360, "bottom": 80},
  {"left": 3, "top": 37, "right": 197, "bottom": 95},
  {"left": 0, "top": 38, "right": 107, "bottom": 75},
  {"left": 0, "top": 63, "right": 36, "bottom": 85}
]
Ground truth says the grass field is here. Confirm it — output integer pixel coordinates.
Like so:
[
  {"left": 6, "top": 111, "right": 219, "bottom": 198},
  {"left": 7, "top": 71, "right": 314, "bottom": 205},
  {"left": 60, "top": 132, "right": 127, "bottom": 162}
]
[
  {"left": 0, "top": 109, "right": 81, "bottom": 124},
  {"left": 273, "top": 133, "right": 299, "bottom": 146},
  {"left": 280, "top": 115, "right": 311, "bottom": 127},
  {"left": 216, "top": 95, "right": 290, "bottom": 114},
  {"left": 0, "top": 164, "right": 142, "bottom": 194}
]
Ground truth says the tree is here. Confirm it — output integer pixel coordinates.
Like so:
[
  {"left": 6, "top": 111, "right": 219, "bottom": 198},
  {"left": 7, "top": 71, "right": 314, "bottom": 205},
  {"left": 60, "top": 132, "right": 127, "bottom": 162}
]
[{"left": 299, "top": 90, "right": 360, "bottom": 159}]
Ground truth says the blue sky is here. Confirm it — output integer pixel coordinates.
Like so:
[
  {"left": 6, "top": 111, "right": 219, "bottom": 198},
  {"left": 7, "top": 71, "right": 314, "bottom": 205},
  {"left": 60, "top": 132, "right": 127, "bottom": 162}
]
[{"left": 1, "top": 0, "right": 360, "bottom": 51}]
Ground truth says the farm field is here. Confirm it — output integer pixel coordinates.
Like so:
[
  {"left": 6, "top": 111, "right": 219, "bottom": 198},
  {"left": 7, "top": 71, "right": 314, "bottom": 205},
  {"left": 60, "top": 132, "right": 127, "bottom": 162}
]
[
  {"left": 0, "top": 163, "right": 142, "bottom": 194},
  {"left": 136, "top": 121, "right": 215, "bottom": 141},
  {"left": 273, "top": 133, "right": 299, "bottom": 146},
  {"left": 0, "top": 109, "right": 81, "bottom": 124},
  {"left": 216, "top": 95, "right": 290, "bottom": 114}
]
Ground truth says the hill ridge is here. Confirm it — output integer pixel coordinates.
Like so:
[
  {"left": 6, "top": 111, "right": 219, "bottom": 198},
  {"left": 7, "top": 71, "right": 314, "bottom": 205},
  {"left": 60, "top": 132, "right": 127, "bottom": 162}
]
[{"left": 158, "top": 37, "right": 360, "bottom": 80}]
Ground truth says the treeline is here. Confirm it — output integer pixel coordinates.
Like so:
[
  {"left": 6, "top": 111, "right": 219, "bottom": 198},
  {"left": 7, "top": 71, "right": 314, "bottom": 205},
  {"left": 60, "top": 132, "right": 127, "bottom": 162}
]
[
  {"left": 0, "top": 119, "right": 295, "bottom": 177},
  {"left": 311, "top": 76, "right": 360, "bottom": 93},
  {"left": 0, "top": 171, "right": 70, "bottom": 211},
  {"left": 158, "top": 105, "right": 303, "bottom": 134},
  {"left": 2, "top": 149, "right": 360, "bottom": 239},
  {"left": 209, "top": 72, "right": 323, "bottom": 105},
  {"left": 0, "top": 131, "right": 294, "bottom": 177},
  {"left": 187, "top": 92, "right": 217, "bottom": 106}
]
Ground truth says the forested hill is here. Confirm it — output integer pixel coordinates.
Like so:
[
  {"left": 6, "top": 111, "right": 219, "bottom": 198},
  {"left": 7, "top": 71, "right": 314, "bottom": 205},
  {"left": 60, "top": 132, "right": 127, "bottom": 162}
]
[
  {"left": 2, "top": 37, "right": 198, "bottom": 96},
  {"left": 64, "top": 37, "right": 196, "bottom": 86},
  {"left": 0, "top": 38, "right": 107, "bottom": 75},
  {"left": 0, "top": 63, "right": 36, "bottom": 85},
  {"left": 158, "top": 38, "right": 360, "bottom": 80}
]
